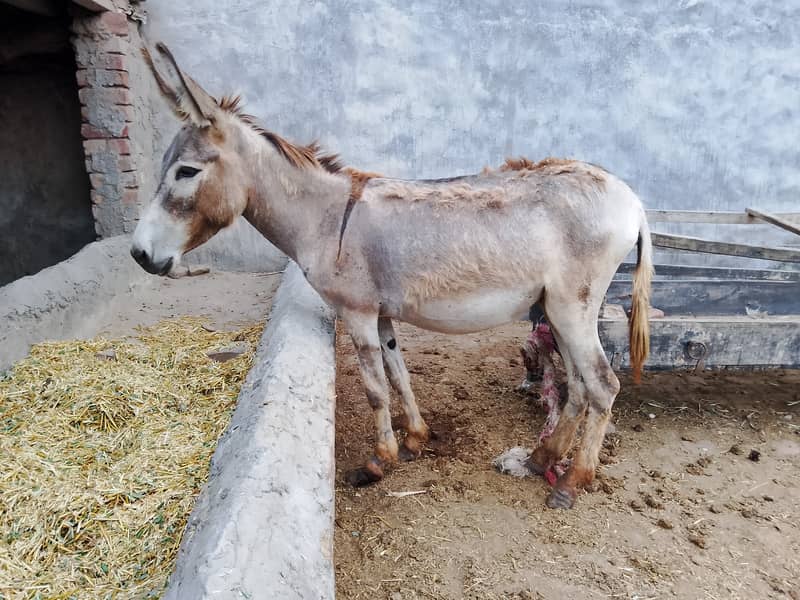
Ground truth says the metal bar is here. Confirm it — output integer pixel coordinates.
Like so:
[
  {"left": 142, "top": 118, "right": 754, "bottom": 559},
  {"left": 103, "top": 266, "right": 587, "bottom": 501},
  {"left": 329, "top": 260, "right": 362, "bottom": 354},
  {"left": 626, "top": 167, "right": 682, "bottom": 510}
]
[
  {"left": 651, "top": 232, "right": 800, "bottom": 263},
  {"left": 746, "top": 207, "right": 800, "bottom": 237}
]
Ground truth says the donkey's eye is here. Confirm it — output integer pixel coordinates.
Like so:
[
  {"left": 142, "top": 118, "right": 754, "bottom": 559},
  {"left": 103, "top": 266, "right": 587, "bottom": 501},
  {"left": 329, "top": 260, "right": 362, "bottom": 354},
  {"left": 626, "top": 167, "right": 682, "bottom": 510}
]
[{"left": 176, "top": 166, "right": 201, "bottom": 180}]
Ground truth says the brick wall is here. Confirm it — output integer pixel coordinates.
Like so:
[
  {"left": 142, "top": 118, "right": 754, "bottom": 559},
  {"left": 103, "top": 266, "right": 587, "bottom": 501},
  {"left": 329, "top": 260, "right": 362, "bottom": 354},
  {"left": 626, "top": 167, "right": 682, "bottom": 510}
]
[{"left": 70, "top": 7, "right": 140, "bottom": 237}]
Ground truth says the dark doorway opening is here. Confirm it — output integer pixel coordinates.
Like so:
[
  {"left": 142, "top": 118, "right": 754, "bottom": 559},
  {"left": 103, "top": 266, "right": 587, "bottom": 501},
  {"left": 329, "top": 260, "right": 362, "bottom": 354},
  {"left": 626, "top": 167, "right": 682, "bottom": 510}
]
[{"left": 0, "top": 3, "right": 95, "bottom": 285}]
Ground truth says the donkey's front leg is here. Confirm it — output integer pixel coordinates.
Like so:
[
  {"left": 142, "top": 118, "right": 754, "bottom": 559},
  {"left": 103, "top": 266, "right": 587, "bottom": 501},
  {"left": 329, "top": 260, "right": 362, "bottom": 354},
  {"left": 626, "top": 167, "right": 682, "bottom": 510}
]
[
  {"left": 342, "top": 311, "right": 398, "bottom": 487},
  {"left": 378, "top": 317, "right": 430, "bottom": 461}
]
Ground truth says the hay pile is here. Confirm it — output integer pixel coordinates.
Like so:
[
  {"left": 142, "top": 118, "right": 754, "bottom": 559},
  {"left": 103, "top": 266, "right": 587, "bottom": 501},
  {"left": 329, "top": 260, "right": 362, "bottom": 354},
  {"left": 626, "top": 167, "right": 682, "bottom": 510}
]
[{"left": 0, "top": 317, "right": 263, "bottom": 599}]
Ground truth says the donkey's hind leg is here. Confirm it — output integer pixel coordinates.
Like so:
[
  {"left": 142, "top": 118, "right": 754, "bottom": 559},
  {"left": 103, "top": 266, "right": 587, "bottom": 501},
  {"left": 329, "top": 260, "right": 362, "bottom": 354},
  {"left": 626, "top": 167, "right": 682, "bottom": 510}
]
[
  {"left": 548, "top": 332, "right": 618, "bottom": 508},
  {"left": 378, "top": 317, "right": 430, "bottom": 461},
  {"left": 527, "top": 332, "right": 587, "bottom": 479},
  {"left": 342, "top": 310, "right": 398, "bottom": 487},
  {"left": 530, "top": 298, "right": 619, "bottom": 508}
]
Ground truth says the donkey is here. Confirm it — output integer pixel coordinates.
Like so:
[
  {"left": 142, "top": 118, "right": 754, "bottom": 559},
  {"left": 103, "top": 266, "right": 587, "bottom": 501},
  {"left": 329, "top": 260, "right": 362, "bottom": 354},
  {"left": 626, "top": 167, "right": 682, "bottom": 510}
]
[{"left": 131, "top": 43, "right": 653, "bottom": 509}]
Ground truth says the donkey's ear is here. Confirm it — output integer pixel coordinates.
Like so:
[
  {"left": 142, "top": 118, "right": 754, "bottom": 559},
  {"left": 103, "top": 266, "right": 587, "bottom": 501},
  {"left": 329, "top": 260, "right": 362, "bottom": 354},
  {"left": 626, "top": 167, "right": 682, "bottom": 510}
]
[
  {"left": 142, "top": 42, "right": 220, "bottom": 127},
  {"left": 141, "top": 44, "right": 183, "bottom": 118}
]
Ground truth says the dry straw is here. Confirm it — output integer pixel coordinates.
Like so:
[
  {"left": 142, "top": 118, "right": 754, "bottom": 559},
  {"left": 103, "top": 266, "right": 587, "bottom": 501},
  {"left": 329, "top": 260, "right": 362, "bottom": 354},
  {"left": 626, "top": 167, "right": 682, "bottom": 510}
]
[{"left": 0, "top": 317, "right": 263, "bottom": 599}]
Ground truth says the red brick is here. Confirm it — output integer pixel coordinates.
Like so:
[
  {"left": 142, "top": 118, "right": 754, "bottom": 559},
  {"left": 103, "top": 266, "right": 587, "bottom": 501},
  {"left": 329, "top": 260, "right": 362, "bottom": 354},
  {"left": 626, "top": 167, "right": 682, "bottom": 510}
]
[
  {"left": 89, "top": 173, "right": 105, "bottom": 189},
  {"left": 78, "top": 87, "right": 90, "bottom": 105},
  {"left": 93, "top": 54, "right": 126, "bottom": 71},
  {"left": 117, "top": 156, "right": 134, "bottom": 171},
  {"left": 81, "top": 124, "right": 110, "bottom": 139},
  {"left": 114, "top": 88, "right": 133, "bottom": 105},
  {"left": 120, "top": 105, "right": 135, "bottom": 122},
  {"left": 81, "top": 68, "right": 130, "bottom": 88},
  {"left": 122, "top": 189, "right": 139, "bottom": 205},
  {"left": 100, "top": 38, "right": 130, "bottom": 56},
  {"left": 108, "top": 138, "right": 131, "bottom": 155},
  {"left": 78, "top": 86, "right": 132, "bottom": 106},
  {"left": 113, "top": 70, "right": 129, "bottom": 87},
  {"left": 96, "top": 12, "right": 129, "bottom": 36},
  {"left": 83, "top": 139, "right": 107, "bottom": 154},
  {"left": 120, "top": 171, "right": 138, "bottom": 188}
]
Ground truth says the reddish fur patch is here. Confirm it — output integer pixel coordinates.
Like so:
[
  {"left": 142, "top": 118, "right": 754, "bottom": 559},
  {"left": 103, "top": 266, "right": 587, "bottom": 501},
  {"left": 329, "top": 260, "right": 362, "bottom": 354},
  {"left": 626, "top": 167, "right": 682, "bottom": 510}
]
[
  {"left": 344, "top": 167, "right": 383, "bottom": 200},
  {"left": 485, "top": 199, "right": 505, "bottom": 209},
  {"left": 183, "top": 164, "right": 237, "bottom": 253},
  {"left": 499, "top": 156, "right": 539, "bottom": 171},
  {"left": 337, "top": 168, "right": 384, "bottom": 262},
  {"left": 578, "top": 283, "right": 591, "bottom": 303},
  {"left": 500, "top": 156, "right": 607, "bottom": 185}
]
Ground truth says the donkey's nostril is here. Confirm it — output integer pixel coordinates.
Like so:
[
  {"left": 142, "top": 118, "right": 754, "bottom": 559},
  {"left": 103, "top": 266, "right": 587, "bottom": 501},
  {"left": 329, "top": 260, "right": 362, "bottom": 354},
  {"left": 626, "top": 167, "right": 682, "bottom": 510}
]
[{"left": 130, "top": 246, "right": 148, "bottom": 267}]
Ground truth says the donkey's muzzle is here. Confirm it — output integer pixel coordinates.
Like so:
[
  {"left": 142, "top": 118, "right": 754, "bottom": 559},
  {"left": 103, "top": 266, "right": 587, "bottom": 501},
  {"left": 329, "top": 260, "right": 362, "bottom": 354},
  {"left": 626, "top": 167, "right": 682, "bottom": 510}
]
[{"left": 130, "top": 246, "right": 173, "bottom": 276}]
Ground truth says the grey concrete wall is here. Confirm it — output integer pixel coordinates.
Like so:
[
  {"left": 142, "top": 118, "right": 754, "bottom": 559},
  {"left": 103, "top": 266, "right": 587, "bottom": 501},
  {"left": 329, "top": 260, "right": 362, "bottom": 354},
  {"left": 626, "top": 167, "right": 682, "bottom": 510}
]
[
  {"left": 0, "top": 235, "right": 149, "bottom": 373},
  {"left": 0, "top": 9, "right": 95, "bottom": 285},
  {"left": 142, "top": 0, "right": 799, "bottom": 270}
]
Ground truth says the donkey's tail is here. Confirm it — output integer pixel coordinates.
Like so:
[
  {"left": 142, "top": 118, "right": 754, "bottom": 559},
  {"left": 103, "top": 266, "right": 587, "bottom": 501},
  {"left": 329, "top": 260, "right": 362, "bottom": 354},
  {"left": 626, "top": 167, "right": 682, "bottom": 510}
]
[{"left": 629, "top": 212, "right": 653, "bottom": 384}]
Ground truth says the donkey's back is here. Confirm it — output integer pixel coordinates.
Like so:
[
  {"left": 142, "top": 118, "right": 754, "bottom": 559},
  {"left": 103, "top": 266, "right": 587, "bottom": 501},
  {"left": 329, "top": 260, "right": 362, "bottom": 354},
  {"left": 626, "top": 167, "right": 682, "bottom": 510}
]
[{"left": 339, "top": 158, "right": 646, "bottom": 334}]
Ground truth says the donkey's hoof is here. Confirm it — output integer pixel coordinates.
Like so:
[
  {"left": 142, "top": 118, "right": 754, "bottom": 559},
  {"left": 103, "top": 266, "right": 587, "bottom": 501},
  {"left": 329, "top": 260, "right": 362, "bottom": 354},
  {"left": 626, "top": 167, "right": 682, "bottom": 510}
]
[
  {"left": 546, "top": 487, "right": 577, "bottom": 509},
  {"left": 346, "top": 458, "right": 384, "bottom": 487},
  {"left": 526, "top": 446, "right": 555, "bottom": 476},
  {"left": 346, "top": 467, "right": 383, "bottom": 487},
  {"left": 525, "top": 456, "right": 547, "bottom": 476},
  {"left": 398, "top": 445, "right": 420, "bottom": 462}
]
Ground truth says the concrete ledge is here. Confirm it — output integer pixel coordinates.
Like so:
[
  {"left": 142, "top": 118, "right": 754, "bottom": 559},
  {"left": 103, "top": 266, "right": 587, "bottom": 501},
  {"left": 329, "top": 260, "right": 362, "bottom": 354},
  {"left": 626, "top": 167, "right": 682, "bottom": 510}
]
[
  {"left": 0, "top": 235, "right": 149, "bottom": 372},
  {"left": 163, "top": 262, "right": 337, "bottom": 600}
]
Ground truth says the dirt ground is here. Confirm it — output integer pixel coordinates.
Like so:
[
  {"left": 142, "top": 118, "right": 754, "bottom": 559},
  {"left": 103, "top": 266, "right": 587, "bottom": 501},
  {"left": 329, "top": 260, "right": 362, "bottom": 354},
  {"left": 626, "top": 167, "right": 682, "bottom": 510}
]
[
  {"left": 334, "top": 322, "right": 800, "bottom": 599},
  {"left": 92, "top": 270, "right": 281, "bottom": 337}
]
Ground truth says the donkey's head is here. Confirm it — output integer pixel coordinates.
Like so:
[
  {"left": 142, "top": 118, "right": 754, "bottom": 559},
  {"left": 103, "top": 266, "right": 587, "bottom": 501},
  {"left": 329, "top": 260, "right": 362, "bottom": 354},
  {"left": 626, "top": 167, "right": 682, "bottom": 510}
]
[{"left": 131, "top": 43, "right": 251, "bottom": 275}]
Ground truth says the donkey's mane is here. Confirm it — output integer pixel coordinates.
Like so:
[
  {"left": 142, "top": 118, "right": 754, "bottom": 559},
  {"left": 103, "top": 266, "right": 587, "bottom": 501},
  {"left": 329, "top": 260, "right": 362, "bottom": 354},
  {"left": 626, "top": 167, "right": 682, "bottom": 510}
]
[{"left": 218, "top": 95, "right": 343, "bottom": 174}]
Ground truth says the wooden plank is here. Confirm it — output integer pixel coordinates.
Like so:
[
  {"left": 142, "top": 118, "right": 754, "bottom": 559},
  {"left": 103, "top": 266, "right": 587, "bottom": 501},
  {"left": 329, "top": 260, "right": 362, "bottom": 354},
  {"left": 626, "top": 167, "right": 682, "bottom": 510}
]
[
  {"left": 646, "top": 209, "right": 800, "bottom": 224},
  {"left": 615, "top": 262, "right": 800, "bottom": 282},
  {"left": 651, "top": 232, "right": 800, "bottom": 263},
  {"left": 71, "top": 0, "right": 113, "bottom": 11},
  {"left": 1, "top": 0, "right": 59, "bottom": 16},
  {"left": 746, "top": 207, "right": 800, "bottom": 237},
  {"left": 599, "top": 316, "right": 800, "bottom": 369},
  {"left": 606, "top": 279, "right": 800, "bottom": 316}
]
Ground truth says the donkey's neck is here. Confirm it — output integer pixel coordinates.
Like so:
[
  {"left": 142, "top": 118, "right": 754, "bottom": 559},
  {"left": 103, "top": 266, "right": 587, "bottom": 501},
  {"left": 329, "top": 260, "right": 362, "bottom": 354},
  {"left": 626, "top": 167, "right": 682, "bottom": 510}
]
[{"left": 242, "top": 141, "right": 350, "bottom": 270}]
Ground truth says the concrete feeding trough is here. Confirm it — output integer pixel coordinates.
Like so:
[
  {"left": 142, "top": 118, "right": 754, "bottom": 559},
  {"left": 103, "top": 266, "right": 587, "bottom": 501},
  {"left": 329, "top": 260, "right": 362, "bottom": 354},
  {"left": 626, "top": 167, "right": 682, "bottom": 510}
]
[
  {"left": 1, "top": 238, "right": 338, "bottom": 599},
  {"left": 162, "top": 263, "right": 337, "bottom": 600}
]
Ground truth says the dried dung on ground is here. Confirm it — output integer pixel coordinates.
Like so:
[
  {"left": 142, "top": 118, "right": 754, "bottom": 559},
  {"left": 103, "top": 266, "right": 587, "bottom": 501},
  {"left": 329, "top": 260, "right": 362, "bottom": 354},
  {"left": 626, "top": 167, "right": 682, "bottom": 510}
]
[{"left": 0, "top": 317, "right": 263, "bottom": 599}]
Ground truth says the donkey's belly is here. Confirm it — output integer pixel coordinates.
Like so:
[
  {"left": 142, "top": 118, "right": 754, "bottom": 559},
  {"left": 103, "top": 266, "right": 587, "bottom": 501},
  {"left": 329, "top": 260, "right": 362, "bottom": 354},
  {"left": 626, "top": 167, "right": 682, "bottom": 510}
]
[{"left": 401, "top": 287, "right": 540, "bottom": 334}]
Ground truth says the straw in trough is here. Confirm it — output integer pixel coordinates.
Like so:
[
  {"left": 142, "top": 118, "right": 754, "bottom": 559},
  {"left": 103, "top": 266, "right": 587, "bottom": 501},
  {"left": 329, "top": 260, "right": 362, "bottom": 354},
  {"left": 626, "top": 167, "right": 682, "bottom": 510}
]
[{"left": 0, "top": 317, "right": 263, "bottom": 599}]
